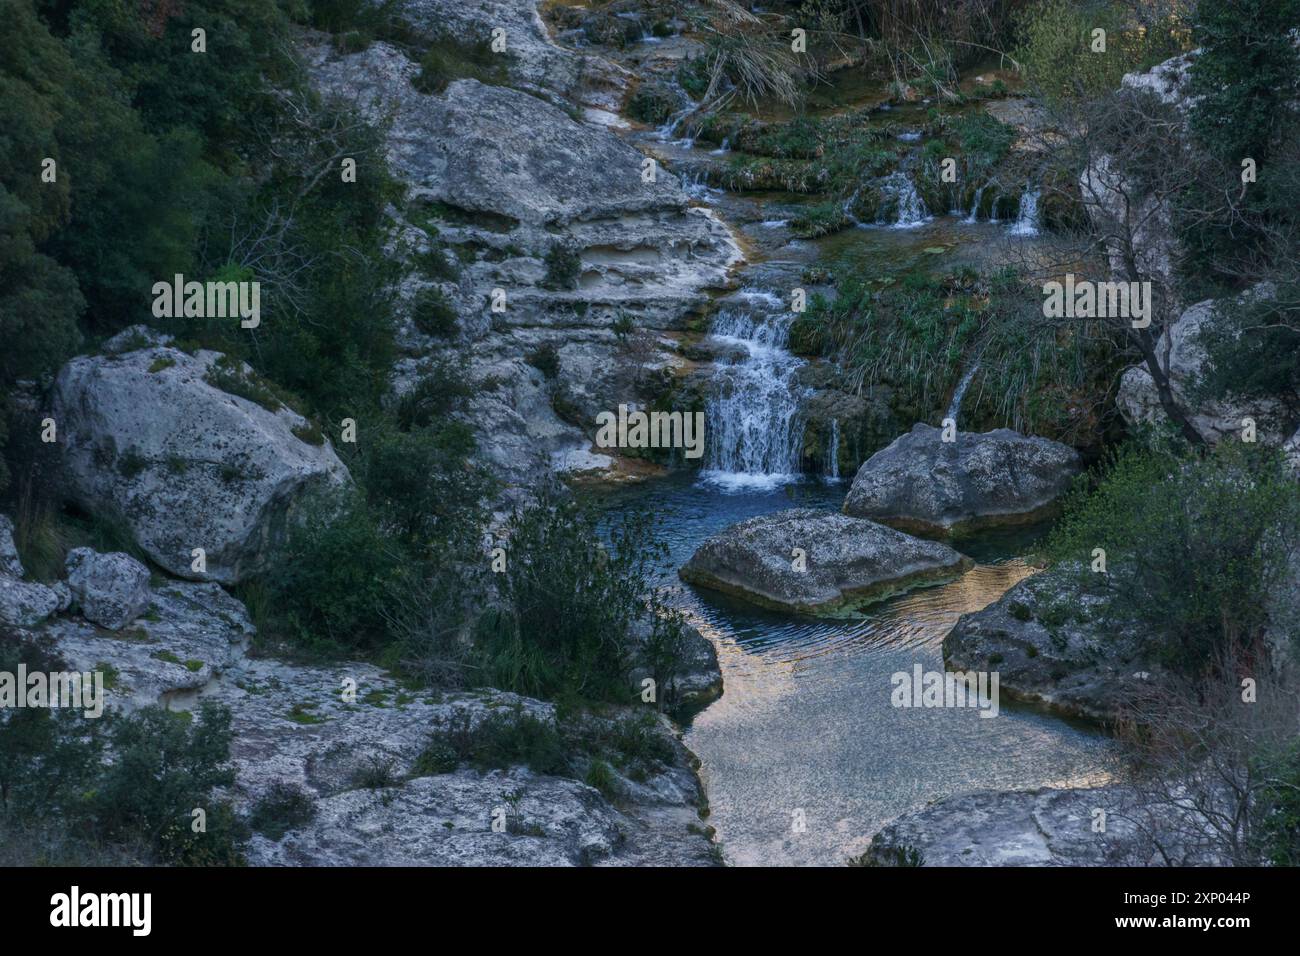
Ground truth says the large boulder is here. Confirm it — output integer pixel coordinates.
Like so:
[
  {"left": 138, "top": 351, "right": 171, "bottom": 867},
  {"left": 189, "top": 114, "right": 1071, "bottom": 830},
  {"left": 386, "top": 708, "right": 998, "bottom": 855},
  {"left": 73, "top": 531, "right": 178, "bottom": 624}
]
[
  {"left": 1117, "top": 288, "right": 1297, "bottom": 446},
  {"left": 843, "top": 424, "right": 1081, "bottom": 537},
  {"left": 64, "top": 548, "right": 151, "bottom": 631},
  {"left": 50, "top": 338, "right": 349, "bottom": 585},
  {"left": 679, "top": 508, "right": 972, "bottom": 615},
  {"left": 942, "top": 566, "right": 1159, "bottom": 723}
]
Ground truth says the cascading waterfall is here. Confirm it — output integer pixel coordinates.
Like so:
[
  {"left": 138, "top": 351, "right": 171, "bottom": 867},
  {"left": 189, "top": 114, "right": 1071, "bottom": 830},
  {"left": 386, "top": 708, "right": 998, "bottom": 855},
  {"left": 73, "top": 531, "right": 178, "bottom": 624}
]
[
  {"left": 1008, "top": 189, "right": 1041, "bottom": 236},
  {"left": 702, "top": 290, "right": 807, "bottom": 489},
  {"left": 946, "top": 361, "right": 980, "bottom": 422},
  {"left": 963, "top": 185, "right": 986, "bottom": 224},
  {"left": 878, "top": 172, "right": 930, "bottom": 228},
  {"left": 823, "top": 418, "right": 841, "bottom": 482}
]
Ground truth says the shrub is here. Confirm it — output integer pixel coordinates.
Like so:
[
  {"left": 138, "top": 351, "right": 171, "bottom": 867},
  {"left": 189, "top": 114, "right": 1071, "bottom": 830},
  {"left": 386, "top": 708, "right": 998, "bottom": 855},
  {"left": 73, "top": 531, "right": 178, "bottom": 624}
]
[
  {"left": 524, "top": 343, "right": 562, "bottom": 380},
  {"left": 93, "top": 702, "right": 245, "bottom": 865},
  {"left": 541, "top": 243, "right": 581, "bottom": 291},
  {"left": 410, "top": 287, "right": 458, "bottom": 337},
  {"left": 412, "top": 36, "right": 510, "bottom": 95},
  {"left": 472, "top": 487, "right": 665, "bottom": 703},
  {"left": 1047, "top": 442, "right": 1300, "bottom": 670},
  {"left": 420, "top": 707, "right": 569, "bottom": 776},
  {"left": 248, "top": 782, "right": 317, "bottom": 840}
]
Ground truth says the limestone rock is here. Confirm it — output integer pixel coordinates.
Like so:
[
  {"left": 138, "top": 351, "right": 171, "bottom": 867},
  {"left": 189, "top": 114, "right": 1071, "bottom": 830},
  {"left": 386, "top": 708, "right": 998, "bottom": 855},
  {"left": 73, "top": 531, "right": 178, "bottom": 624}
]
[
  {"left": 680, "top": 508, "right": 972, "bottom": 614},
  {"left": 942, "top": 566, "right": 1159, "bottom": 723},
  {"left": 64, "top": 548, "right": 151, "bottom": 631},
  {"left": 862, "top": 783, "right": 1225, "bottom": 867},
  {"left": 50, "top": 340, "right": 349, "bottom": 585},
  {"left": 1116, "top": 288, "right": 1297, "bottom": 446},
  {"left": 843, "top": 424, "right": 1081, "bottom": 536}
]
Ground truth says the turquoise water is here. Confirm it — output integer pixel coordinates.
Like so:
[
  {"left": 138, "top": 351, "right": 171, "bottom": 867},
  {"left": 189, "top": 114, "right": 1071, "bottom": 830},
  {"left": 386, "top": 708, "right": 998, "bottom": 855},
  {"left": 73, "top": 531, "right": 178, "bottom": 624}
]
[{"left": 595, "top": 475, "right": 1111, "bottom": 866}]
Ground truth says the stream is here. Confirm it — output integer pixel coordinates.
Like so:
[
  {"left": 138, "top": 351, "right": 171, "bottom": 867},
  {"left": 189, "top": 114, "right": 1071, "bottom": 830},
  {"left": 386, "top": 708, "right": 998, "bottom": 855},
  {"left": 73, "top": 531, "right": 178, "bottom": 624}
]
[{"left": 593, "top": 82, "right": 1111, "bottom": 866}]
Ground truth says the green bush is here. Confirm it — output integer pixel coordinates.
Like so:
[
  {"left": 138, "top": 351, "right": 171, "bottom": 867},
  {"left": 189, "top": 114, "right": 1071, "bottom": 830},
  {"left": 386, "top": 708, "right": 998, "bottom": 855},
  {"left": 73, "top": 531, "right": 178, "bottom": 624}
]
[
  {"left": 410, "top": 287, "right": 458, "bottom": 337},
  {"left": 1047, "top": 442, "right": 1300, "bottom": 670},
  {"left": 412, "top": 36, "right": 510, "bottom": 95},
  {"left": 419, "top": 707, "right": 569, "bottom": 776},
  {"left": 248, "top": 782, "right": 317, "bottom": 840},
  {"left": 472, "top": 488, "right": 664, "bottom": 703},
  {"left": 1014, "top": 0, "right": 1188, "bottom": 107},
  {"left": 542, "top": 243, "right": 582, "bottom": 291}
]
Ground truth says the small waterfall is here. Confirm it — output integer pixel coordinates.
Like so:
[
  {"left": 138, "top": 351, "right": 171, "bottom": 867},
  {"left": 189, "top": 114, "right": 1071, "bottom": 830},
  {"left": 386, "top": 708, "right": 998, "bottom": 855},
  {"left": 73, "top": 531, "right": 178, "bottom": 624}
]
[
  {"left": 878, "top": 172, "right": 930, "bottom": 228},
  {"left": 710, "top": 137, "right": 730, "bottom": 155},
  {"left": 963, "top": 185, "right": 985, "bottom": 223},
  {"left": 823, "top": 418, "right": 841, "bottom": 483},
  {"left": 946, "top": 361, "right": 980, "bottom": 421},
  {"left": 702, "top": 290, "right": 807, "bottom": 490},
  {"left": 842, "top": 182, "right": 866, "bottom": 226},
  {"left": 1008, "top": 189, "right": 1041, "bottom": 236},
  {"left": 655, "top": 81, "right": 698, "bottom": 143},
  {"left": 679, "top": 170, "right": 720, "bottom": 202}
]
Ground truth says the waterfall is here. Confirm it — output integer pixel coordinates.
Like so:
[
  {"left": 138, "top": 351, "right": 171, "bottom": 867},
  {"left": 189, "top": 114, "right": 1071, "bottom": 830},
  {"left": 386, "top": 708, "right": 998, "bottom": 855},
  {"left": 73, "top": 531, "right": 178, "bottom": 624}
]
[
  {"left": 963, "top": 185, "right": 985, "bottom": 223},
  {"left": 655, "top": 81, "right": 698, "bottom": 143},
  {"left": 823, "top": 418, "right": 841, "bottom": 483},
  {"left": 878, "top": 172, "right": 930, "bottom": 228},
  {"left": 946, "top": 361, "right": 980, "bottom": 422},
  {"left": 1008, "top": 189, "right": 1041, "bottom": 236},
  {"left": 702, "top": 290, "right": 807, "bottom": 490}
]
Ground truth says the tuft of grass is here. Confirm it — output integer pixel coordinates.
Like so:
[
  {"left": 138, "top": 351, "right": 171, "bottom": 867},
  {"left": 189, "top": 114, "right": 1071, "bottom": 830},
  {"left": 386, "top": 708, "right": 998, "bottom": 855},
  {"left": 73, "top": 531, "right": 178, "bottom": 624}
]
[{"left": 412, "top": 36, "right": 510, "bottom": 95}]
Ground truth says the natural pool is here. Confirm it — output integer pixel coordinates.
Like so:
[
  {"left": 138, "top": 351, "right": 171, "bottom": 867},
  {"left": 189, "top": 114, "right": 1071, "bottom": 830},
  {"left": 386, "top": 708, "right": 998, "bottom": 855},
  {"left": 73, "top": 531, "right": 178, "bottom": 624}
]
[{"left": 594, "top": 474, "right": 1111, "bottom": 866}]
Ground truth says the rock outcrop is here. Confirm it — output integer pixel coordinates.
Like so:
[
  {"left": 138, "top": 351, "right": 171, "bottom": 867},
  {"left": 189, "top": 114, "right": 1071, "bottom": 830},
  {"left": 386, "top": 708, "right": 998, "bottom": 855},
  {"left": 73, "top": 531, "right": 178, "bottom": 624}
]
[
  {"left": 1078, "top": 52, "right": 1197, "bottom": 303},
  {"left": 0, "top": 517, "right": 70, "bottom": 628},
  {"left": 680, "top": 508, "right": 972, "bottom": 614},
  {"left": 942, "top": 566, "right": 1159, "bottom": 723},
  {"left": 843, "top": 424, "right": 1081, "bottom": 537},
  {"left": 50, "top": 336, "right": 349, "bottom": 585},
  {"left": 1117, "top": 287, "right": 1298, "bottom": 446},
  {"left": 14, "top": 539, "right": 720, "bottom": 866},
  {"left": 305, "top": 30, "right": 740, "bottom": 488},
  {"left": 861, "top": 783, "right": 1225, "bottom": 866}
]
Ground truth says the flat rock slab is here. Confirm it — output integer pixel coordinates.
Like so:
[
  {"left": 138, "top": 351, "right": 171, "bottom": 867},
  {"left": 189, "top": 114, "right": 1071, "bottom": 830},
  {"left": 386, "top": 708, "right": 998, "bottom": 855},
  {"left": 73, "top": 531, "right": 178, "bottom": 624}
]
[
  {"left": 843, "top": 424, "right": 1081, "bottom": 536},
  {"left": 679, "top": 508, "right": 972, "bottom": 615},
  {"left": 863, "top": 783, "right": 1227, "bottom": 866}
]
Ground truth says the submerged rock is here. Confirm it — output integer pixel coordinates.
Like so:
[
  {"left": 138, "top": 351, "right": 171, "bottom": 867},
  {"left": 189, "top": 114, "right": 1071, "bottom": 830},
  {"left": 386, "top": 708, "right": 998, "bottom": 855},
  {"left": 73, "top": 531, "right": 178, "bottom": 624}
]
[
  {"left": 843, "top": 424, "right": 1080, "bottom": 537},
  {"left": 50, "top": 338, "right": 349, "bottom": 585},
  {"left": 680, "top": 507, "right": 972, "bottom": 615}
]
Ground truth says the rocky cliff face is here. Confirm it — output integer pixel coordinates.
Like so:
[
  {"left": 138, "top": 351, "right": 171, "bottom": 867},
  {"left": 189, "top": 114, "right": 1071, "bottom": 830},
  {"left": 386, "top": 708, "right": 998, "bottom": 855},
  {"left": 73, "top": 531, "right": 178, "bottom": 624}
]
[{"left": 304, "top": 23, "right": 740, "bottom": 490}]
